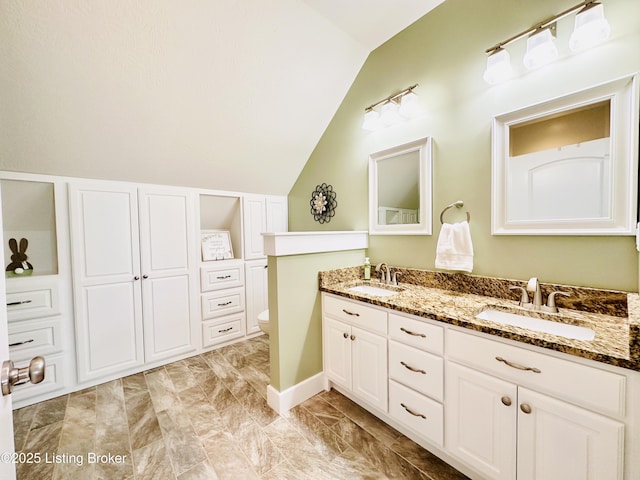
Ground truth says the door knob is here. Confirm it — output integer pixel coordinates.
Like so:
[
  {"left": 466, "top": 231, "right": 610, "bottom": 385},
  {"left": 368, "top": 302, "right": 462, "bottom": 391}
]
[{"left": 1, "top": 356, "right": 46, "bottom": 396}]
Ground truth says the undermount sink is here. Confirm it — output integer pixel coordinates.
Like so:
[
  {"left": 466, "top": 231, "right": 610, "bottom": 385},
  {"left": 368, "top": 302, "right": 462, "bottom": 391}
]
[
  {"left": 476, "top": 308, "right": 595, "bottom": 341},
  {"left": 348, "top": 284, "right": 399, "bottom": 297}
]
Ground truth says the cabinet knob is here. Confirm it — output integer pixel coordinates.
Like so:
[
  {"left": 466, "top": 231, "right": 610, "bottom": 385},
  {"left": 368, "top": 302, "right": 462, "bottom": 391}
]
[
  {"left": 343, "top": 332, "right": 349, "bottom": 339},
  {"left": 501, "top": 396, "right": 512, "bottom": 406},
  {"left": 134, "top": 276, "right": 140, "bottom": 280},
  {"left": 142, "top": 274, "right": 149, "bottom": 279},
  {"left": 520, "top": 403, "right": 532, "bottom": 414},
  {"left": 350, "top": 335, "right": 356, "bottom": 341}
]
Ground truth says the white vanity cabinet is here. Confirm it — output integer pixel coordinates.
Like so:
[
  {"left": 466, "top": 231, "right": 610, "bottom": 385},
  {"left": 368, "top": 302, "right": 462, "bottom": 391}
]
[
  {"left": 322, "top": 294, "right": 388, "bottom": 412},
  {"left": 446, "top": 329, "right": 625, "bottom": 480},
  {"left": 388, "top": 313, "right": 445, "bottom": 446},
  {"left": 70, "top": 182, "right": 197, "bottom": 382}
]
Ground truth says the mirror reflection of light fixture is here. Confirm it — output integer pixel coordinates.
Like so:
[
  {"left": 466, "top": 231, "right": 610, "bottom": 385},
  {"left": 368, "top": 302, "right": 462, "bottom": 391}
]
[
  {"left": 483, "top": 1, "right": 611, "bottom": 84},
  {"left": 523, "top": 26, "right": 558, "bottom": 70},
  {"left": 570, "top": 2, "right": 611, "bottom": 52},
  {"left": 361, "top": 85, "right": 422, "bottom": 131},
  {"left": 483, "top": 47, "right": 513, "bottom": 85}
]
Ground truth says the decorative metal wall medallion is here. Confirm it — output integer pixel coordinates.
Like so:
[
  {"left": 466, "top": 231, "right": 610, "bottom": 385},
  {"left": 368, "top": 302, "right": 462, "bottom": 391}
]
[{"left": 310, "top": 183, "right": 337, "bottom": 223}]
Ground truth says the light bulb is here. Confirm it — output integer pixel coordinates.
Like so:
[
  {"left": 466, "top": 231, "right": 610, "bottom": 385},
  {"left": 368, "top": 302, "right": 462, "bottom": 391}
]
[
  {"left": 483, "top": 47, "right": 513, "bottom": 84},
  {"left": 523, "top": 27, "right": 558, "bottom": 70},
  {"left": 570, "top": 3, "right": 610, "bottom": 52}
]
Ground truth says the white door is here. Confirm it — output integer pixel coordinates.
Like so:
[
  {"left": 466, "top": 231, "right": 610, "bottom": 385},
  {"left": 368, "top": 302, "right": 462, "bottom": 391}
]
[
  {"left": 351, "top": 326, "right": 388, "bottom": 412},
  {"left": 243, "top": 196, "right": 267, "bottom": 260},
  {"left": 69, "top": 183, "right": 144, "bottom": 382},
  {"left": 323, "top": 317, "right": 351, "bottom": 389},
  {"left": 445, "top": 362, "right": 517, "bottom": 480},
  {"left": 517, "top": 387, "right": 624, "bottom": 480},
  {"left": 245, "top": 259, "right": 268, "bottom": 335},
  {"left": 138, "top": 188, "right": 196, "bottom": 362},
  {"left": 0, "top": 219, "right": 16, "bottom": 479}
]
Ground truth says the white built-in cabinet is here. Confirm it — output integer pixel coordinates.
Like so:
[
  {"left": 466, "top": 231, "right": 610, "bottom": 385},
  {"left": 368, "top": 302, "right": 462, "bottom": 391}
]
[
  {"left": 245, "top": 259, "right": 268, "bottom": 335},
  {"left": 69, "top": 182, "right": 196, "bottom": 382},
  {"left": 322, "top": 293, "right": 638, "bottom": 480},
  {"left": 243, "top": 194, "right": 288, "bottom": 260},
  {"left": 1, "top": 175, "right": 74, "bottom": 408}
]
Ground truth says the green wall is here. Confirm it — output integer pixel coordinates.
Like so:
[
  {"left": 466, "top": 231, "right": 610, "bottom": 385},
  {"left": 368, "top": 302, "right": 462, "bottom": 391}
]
[
  {"left": 288, "top": 0, "right": 640, "bottom": 292},
  {"left": 268, "top": 249, "right": 365, "bottom": 391}
]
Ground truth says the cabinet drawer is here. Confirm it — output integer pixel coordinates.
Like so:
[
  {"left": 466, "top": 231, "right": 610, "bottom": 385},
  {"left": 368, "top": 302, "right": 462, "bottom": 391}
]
[
  {"left": 201, "top": 288, "right": 245, "bottom": 319},
  {"left": 8, "top": 318, "right": 62, "bottom": 361},
  {"left": 389, "top": 313, "right": 443, "bottom": 354},
  {"left": 323, "top": 294, "right": 387, "bottom": 335},
  {"left": 11, "top": 353, "right": 65, "bottom": 406},
  {"left": 389, "top": 380, "right": 443, "bottom": 446},
  {"left": 447, "top": 329, "right": 626, "bottom": 417},
  {"left": 202, "top": 314, "right": 245, "bottom": 347},
  {"left": 6, "top": 286, "right": 59, "bottom": 322},
  {"left": 200, "top": 264, "right": 244, "bottom": 291},
  {"left": 389, "top": 341, "right": 443, "bottom": 401}
]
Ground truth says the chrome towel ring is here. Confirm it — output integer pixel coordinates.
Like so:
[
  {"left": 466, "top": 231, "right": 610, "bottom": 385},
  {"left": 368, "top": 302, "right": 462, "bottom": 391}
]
[{"left": 440, "top": 200, "right": 470, "bottom": 224}]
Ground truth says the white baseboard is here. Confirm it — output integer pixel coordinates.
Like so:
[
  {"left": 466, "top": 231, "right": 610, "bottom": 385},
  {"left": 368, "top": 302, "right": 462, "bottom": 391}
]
[{"left": 267, "top": 372, "right": 326, "bottom": 414}]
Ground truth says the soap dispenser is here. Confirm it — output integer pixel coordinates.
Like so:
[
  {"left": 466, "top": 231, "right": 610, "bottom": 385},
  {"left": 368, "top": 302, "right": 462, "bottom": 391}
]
[{"left": 363, "top": 257, "right": 371, "bottom": 280}]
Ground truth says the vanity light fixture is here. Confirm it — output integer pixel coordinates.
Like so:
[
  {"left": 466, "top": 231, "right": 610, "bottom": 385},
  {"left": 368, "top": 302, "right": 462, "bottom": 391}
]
[
  {"left": 362, "top": 84, "right": 421, "bottom": 131},
  {"left": 484, "top": 1, "right": 611, "bottom": 84}
]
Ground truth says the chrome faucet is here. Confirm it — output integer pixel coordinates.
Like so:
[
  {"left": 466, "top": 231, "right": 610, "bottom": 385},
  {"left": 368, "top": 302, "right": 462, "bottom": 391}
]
[
  {"left": 375, "top": 263, "right": 390, "bottom": 284},
  {"left": 509, "top": 277, "right": 570, "bottom": 313},
  {"left": 527, "top": 277, "right": 543, "bottom": 310}
]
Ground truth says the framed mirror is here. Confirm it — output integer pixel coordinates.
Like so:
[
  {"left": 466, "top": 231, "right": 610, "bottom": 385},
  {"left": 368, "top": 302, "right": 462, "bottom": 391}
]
[
  {"left": 369, "top": 137, "right": 432, "bottom": 235},
  {"left": 492, "top": 75, "right": 638, "bottom": 235}
]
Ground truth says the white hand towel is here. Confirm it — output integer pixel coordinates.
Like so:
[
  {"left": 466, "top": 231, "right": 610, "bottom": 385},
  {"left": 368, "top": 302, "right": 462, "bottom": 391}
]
[{"left": 435, "top": 220, "right": 474, "bottom": 272}]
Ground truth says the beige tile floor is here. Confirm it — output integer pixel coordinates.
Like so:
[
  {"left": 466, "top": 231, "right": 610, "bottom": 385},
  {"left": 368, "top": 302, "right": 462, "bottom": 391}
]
[{"left": 12, "top": 336, "right": 468, "bottom": 479}]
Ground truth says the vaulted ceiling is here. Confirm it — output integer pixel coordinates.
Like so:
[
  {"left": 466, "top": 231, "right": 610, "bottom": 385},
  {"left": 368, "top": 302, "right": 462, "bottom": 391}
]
[{"left": 0, "top": 1, "right": 444, "bottom": 195}]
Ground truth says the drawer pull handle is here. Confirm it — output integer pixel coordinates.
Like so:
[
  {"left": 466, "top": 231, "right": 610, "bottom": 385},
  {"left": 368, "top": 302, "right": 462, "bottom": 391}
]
[
  {"left": 400, "top": 361, "right": 426, "bottom": 375},
  {"left": 216, "top": 275, "right": 232, "bottom": 279},
  {"left": 342, "top": 309, "right": 360, "bottom": 317},
  {"left": 218, "top": 327, "right": 233, "bottom": 333},
  {"left": 7, "top": 300, "right": 33, "bottom": 307},
  {"left": 217, "top": 301, "right": 233, "bottom": 307},
  {"left": 400, "top": 327, "right": 425, "bottom": 338},
  {"left": 520, "top": 403, "right": 532, "bottom": 414},
  {"left": 9, "top": 339, "right": 35, "bottom": 348},
  {"left": 495, "top": 356, "right": 541, "bottom": 374},
  {"left": 400, "top": 403, "right": 426, "bottom": 419}
]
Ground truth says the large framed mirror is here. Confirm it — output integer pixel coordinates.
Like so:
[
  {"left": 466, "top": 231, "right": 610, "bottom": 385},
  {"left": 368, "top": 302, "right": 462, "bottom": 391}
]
[
  {"left": 369, "top": 137, "right": 432, "bottom": 235},
  {"left": 492, "top": 75, "right": 638, "bottom": 235}
]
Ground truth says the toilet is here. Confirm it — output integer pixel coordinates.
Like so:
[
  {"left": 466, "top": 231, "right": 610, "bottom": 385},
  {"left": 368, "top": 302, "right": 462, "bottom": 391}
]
[{"left": 258, "top": 309, "right": 269, "bottom": 335}]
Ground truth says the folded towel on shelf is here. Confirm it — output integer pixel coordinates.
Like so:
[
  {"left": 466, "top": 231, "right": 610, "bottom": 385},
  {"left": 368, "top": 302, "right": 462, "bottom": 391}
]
[{"left": 435, "top": 220, "right": 473, "bottom": 272}]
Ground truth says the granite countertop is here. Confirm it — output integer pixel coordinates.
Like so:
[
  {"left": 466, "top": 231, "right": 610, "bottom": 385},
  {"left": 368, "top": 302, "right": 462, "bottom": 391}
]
[{"left": 319, "top": 267, "right": 640, "bottom": 372}]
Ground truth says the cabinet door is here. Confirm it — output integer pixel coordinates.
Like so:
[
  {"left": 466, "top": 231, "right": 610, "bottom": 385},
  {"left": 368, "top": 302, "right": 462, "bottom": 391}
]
[
  {"left": 324, "top": 317, "right": 351, "bottom": 389},
  {"left": 266, "top": 195, "right": 288, "bottom": 233},
  {"left": 69, "top": 183, "right": 144, "bottom": 382},
  {"left": 351, "top": 326, "right": 388, "bottom": 412},
  {"left": 446, "top": 362, "right": 517, "bottom": 480},
  {"left": 138, "top": 188, "right": 196, "bottom": 363},
  {"left": 517, "top": 387, "right": 624, "bottom": 480},
  {"left": 243, "top": 195, "right": 267, "bottom": 260},
  {"left": 245, "top": 259, "right": 268, "bottom": 335}
]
